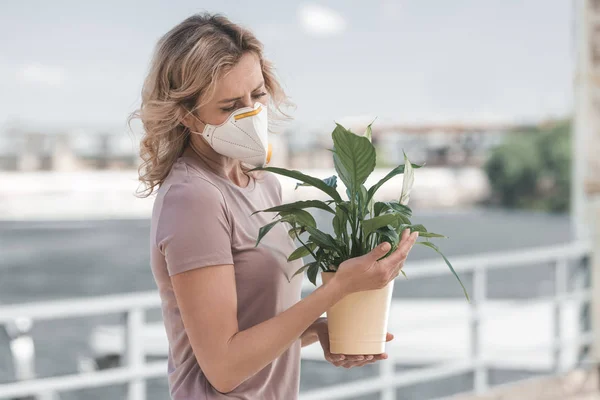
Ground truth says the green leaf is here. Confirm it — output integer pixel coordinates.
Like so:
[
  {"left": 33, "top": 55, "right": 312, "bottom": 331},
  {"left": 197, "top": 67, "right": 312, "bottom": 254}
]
[
  {"left": 332, "top": 123, "right": 376, "bottom": 197},
  {"left": 277, "top": 209, "right": 317, "bottom": 228},
  {"left": 307, "top": 262, "right": 320, "bottom": 286},
  {"left": 288, "top": 242, "right": 317, "bottom": 261},
  {"left": 367, "top": 162, "right": 423, "bottom": 204},
  {"left": 288, "top": 227, "right": 304, "bottom": 239},
  {"left": 253, "top": 200, "right": 335, "bottom": 215},
  {"left": 418, "top": 232, "right": 448, "bottom": 238},
  {"left": 291, "top": 262, "right": 315, "bottom": 281},
  {"left": 410, "top": 224, "right": 427, "bottom": 233},
  {"left": 400, "top": 224, "right": 446, "bottom": 237},
  {"left": 376, "top": 226, "right": 400, "bottom": 248},
  {"left": 251, "top": 167, "right": 342, "bottom": 202},
  {"left": 374, "top": 202, "right": 391, "bottom": 216},
  {"left": 358, "top": 185, "right": 369, "bottom": 219},
  {"left": 388, "top": 202, "right": 413, "bottom": 217},
  {"left": 345, "top": 186, "right": 353, "bottom": 202},
  {"left": 374, "top": 202, "right": 412, "bottom": 220},
  {"left": 401, "top": 270, "right": 408, "bottom": 279},
  {"left": 392, "top": 212, "right": 412, "bottom": 230},
  {"left": 416, "top": 241, "right": 470, "bottom": 302},
  {"left": 305, "top": 226, "right": 339, "bottom": 250},
  {"left": 337, "top": 201, "right": 351, "bottom": 214},
  {"left": 362, "top": 214, "right": 400, "bottom": 237},
  {"left": 296, "top": 175, "right": 338, "bottom": 191},
  {"left": 255, "top": 220, "right": 281, "bottom": 247},
  {"left": 332, "top": 206, "right": 348, "bottom": 238}
]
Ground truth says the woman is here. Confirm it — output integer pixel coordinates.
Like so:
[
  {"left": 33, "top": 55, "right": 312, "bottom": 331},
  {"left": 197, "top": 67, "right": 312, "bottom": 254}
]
[{"left": 132, "top": 13, "right": 419, "bottom": 400}]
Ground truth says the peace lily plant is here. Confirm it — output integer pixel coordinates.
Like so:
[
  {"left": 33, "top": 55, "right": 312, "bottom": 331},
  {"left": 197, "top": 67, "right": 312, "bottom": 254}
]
[
  {"left": 252, "top": 122, "right": 468, "bottom": 300},
  {"left": 252, "top": 122, "right": 469, "bottom": 355}
]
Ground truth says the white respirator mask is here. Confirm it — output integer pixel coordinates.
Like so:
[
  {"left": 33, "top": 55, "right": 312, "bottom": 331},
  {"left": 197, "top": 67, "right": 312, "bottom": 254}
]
[{"left": 191, "top": 102, "right": 272, "bottom": 168}]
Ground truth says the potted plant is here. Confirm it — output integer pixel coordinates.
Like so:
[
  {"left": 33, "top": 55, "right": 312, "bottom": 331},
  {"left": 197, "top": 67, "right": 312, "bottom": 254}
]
[{"left": 252, "top": 122, "right": 469, "bottom": 355}]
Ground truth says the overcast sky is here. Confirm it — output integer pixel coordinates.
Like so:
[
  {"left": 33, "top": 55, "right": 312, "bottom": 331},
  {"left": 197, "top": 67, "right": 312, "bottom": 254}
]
[{"left": 0, "top": 0, "right": 574, "bottom": 130}]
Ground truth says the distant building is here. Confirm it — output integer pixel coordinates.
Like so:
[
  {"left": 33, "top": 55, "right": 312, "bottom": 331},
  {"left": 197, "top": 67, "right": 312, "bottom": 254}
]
[
  {"left": 0, "top": 120, "right": 525, "bottom": 172},
  {"left": 0, "top": 124, "right": 142, "bottom": 171},
  {"left": 0, "top": 123, "right": 291, "bottom": 172},
  {"left": 372, "top": 123, "right": 511, "bottom": 167},
  {"left": 283, "top": 122, "right": 516, "bottom": 169}
]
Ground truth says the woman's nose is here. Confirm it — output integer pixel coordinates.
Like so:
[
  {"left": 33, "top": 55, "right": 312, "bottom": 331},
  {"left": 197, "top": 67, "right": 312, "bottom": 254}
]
[{"left": 239, "top": 95, "right": 254, "bottom": 109}]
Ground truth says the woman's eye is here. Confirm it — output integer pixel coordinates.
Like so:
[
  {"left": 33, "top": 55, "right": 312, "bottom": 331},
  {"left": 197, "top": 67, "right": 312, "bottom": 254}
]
[
  {"left": 221, "top": 93, "right": 266, "bottom": 113},
  {"left": 221, "top": 105, "right": 236, "bottom": 113}
]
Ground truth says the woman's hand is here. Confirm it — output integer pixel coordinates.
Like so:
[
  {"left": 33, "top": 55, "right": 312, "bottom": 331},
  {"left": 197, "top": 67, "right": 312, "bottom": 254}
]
[
  {"left": 332, "top": 228, "right": 419, "bottom": 296},
  {"left": 314, "top": 319, "right": 393, "bottom": 368}
]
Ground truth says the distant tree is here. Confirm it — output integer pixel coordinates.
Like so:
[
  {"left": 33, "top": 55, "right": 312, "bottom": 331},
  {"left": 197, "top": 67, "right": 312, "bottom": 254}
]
[{"left": 484, "top": 119, "right": 571, "bottom": 212}]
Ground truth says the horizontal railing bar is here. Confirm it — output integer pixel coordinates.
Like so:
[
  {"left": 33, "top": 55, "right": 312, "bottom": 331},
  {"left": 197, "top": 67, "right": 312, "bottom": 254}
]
[
  {"left": 472, "top": 332, "right": 594, "bottom": 357},
  {"left": 301, "top": 241, "right": 590, "bottom": 290},
  {"left": 2, "top": 340, "right": 591, "bottom": 400},
  {"left": 0, "top": 287, "right": 591, "bottom": 326},
  {"left": 300, "top": 360, "right": 479, "bottom": 400},
  {"left": 393, "top": 290, "right": 593, "bottom": 331},
  {"left": 468, "top": 290, "right": 593, "bottom": 321},
  {"left": 402, "top": 242, "right": 590, "bottom": 279},
  {"left": 0, "top": 361, "right": 167, "bottom": 398},
  {"left": 0, "top": 291, "right": 161, "bottom": 324},
  {"left": 0, "top": 360, "right": 480, "bottom": 399}
]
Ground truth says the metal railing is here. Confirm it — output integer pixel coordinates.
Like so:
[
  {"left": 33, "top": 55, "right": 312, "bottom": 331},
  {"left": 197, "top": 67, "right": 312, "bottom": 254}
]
[{"left": 0, "top": 240, "right": 592, "bottom": 400}]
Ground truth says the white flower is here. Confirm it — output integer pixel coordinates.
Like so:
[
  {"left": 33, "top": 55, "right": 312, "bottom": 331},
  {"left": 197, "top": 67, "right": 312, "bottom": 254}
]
[
  {"left": 363, "top": 118, "right": 377, "bottom": 142},
  {"left": 399, "top": 151, "right": 414, "bottom": 206}
]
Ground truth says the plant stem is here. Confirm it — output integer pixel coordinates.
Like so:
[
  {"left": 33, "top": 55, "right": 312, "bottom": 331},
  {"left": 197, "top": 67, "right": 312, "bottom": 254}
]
[{"left": 293, "top": 227, "right": 319, "bottom": 268}]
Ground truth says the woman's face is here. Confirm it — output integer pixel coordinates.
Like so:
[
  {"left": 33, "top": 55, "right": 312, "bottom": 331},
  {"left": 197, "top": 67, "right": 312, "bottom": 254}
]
[{"left": 191, "top": 52, "right": 269, "bottom": 129}]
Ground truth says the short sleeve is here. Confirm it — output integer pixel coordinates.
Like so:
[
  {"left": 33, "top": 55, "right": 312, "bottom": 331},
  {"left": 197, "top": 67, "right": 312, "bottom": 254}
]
[{"left": 156, "top": 178, "right": 234, "bottom": 276}]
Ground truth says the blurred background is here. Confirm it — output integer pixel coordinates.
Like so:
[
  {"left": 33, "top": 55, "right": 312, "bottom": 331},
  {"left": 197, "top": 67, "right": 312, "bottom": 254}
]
[{"left": 1, "top": 1, "right": 599, "bottom": 399}]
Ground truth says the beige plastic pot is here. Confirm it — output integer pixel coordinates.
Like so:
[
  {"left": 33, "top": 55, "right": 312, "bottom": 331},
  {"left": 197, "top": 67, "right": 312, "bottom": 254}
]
[{"left": 321, "top": 270, "right": 395, "bottom": 355}]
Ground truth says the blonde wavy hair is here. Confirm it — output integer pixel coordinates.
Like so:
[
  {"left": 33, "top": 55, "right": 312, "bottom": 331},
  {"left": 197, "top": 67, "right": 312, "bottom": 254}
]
[{"left": 129, "top": 13, "right": 292, "bottom": 198}]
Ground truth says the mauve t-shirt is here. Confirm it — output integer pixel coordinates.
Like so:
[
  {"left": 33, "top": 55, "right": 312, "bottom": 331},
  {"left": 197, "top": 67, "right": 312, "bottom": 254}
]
[{"left": 149, "top": 146, "right": 304, "bottom": 399}]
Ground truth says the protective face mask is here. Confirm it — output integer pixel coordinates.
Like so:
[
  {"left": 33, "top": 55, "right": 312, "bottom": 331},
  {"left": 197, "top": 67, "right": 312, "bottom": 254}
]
[{"left": 191, "top": 102, "right": 272, "bottom": 167}]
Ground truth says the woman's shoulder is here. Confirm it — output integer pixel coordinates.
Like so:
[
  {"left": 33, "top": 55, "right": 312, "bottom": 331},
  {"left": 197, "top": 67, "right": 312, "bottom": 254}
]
[
  {"left": 164, "top": 158, "right": 225, "bottom": 194},
  {"left": 155, "top": 161, "right": 227, "bottom": 216},
  {"left": 259, "top": 169, "right": 280, "bottom": 186},
  {"left": 256, "top": 169, "right": 282, "bottom": 198}
]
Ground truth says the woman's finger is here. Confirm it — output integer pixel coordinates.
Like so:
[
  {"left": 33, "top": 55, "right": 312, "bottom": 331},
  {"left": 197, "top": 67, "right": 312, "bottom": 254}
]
[
  {"left": 386, "top": 332, "right": 394, "bottom": 342},
  {"left": 331, "top": 354, "right": 370, "bottom": 368},
  {"left": 372, "top": 354, "right": 388, "bottom": 361},
  {"left": 367, "top": 353, "right": 388, "bottom": 361},
  {"left": 383, "top": 231, "right": 418, "bottom": 268},
  {"left": 340, "top": 358, "right": 377, "bottom": 368},
  {"left": 356, "top": 358, "right": 378, "bottom": 367},
  {"left": 342, "top": 355, "right": 365, "bottom": 362},
  {"left": 326, "top": 353, "right": 345, "bottom": 362}
]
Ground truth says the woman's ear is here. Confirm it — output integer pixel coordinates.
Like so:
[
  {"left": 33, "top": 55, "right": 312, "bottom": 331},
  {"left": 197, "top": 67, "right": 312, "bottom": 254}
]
[
  {"left": 180, "top": 107, "right": 204, "bottom": 133},
  {"left": 181, "top": 113, "right": 195, "bottom": 131}
]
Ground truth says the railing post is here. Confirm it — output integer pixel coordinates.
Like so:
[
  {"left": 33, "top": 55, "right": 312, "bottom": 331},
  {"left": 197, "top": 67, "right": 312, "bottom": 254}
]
[
  {"left": 575, "top": 255, "right": 592, "bottom": 365},
  {"left": 125, "top": 308, "right": 146, "bottom": 400},
  {"left": 471, "top": 266, "right": 487, "bottom": 394},
  {"left": 553, "top": 258, "right": 568, "bottom": 374},
  {"left": 591, "top": 197, "right": 600, "bottom": 382},
  {"left": 380, "top": 352, "right": 395, "bottom": 400}
]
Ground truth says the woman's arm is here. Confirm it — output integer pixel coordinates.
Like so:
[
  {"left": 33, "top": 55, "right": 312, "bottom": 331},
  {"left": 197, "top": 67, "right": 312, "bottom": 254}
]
[
  {"left": 169, "top": 219, "right": 409, "bottom": 394},
  {"left": 171, "top": 264, "right": 347, "bottom": 394},
  {"left": 300, "top": 317, "right": 327, "bottom": 347}
]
